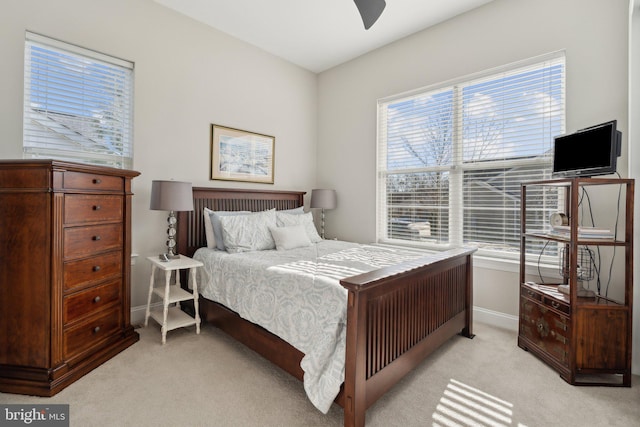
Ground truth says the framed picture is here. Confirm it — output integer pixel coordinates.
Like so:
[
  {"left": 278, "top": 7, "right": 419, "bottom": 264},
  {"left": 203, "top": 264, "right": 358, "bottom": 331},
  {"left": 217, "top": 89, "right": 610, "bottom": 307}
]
[{"left": 210, "top": 124, "right": 275, "bottom": 184}]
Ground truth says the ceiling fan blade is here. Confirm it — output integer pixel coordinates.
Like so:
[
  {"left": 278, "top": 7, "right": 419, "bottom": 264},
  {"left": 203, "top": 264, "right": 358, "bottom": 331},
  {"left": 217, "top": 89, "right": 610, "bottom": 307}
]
[{"left": 354, "top": 0, "right": 386, "bottom": 30}]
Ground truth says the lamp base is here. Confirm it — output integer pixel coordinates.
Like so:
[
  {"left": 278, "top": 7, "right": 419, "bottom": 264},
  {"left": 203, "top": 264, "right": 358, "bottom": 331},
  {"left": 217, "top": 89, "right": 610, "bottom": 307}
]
[{"left": 165, "top": 210, "right": 179, "bottom": 258}]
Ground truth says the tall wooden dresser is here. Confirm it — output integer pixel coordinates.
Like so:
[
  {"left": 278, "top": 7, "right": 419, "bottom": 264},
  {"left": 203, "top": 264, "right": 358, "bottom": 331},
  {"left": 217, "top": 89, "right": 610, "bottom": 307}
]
[{"left": 0, "top": 160, "right": 140, "bottom": 396}]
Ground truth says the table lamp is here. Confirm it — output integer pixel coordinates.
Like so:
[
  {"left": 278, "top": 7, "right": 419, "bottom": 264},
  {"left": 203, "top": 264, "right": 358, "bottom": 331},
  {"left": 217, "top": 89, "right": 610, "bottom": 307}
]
[
  {"left": 150, "top": 180, "right": 194, "bottom": 258},
  {"left": 310, "top": 189, "right": 337, "bottom": 239}
]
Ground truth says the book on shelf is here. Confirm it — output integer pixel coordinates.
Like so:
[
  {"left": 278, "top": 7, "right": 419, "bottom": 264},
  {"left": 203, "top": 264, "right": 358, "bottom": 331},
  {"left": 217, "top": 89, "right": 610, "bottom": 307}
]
[{"left": 549, "top": 225, "right": 615, "bottom": 240}]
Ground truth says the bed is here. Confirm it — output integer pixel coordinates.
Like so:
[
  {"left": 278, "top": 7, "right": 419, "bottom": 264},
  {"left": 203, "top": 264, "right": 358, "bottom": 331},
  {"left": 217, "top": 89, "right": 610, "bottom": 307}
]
[{"left": 176, "top": 187, "right": 476, "bottom": 427}]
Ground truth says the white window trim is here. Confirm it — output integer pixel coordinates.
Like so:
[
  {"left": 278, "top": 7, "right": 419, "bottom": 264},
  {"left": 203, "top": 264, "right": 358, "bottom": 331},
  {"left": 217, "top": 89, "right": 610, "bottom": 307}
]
[
  {"left": 376, "top": 51, "right": 566, "bottom": 268},
  {"left": 23, "top": 31, "right": 134, "bottom": 169}
]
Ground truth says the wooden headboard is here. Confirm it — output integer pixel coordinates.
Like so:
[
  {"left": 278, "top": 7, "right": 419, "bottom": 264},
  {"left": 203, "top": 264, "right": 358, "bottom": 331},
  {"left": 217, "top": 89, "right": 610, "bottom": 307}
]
[{"left": 176, "top": 187, "right": 306, "bottom": 258}]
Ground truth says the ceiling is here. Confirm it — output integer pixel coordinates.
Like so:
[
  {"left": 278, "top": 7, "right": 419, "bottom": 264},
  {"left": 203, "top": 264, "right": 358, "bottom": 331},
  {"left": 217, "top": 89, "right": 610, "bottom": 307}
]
[{"left": 154, "top": 0, "right": 494, "bottom": 73}]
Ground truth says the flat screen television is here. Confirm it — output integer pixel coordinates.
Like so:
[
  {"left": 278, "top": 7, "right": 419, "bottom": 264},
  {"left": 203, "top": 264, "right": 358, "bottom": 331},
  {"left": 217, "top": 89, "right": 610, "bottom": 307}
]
[{"left": 552, "top": 120, "right": 621, "bottom": 178}]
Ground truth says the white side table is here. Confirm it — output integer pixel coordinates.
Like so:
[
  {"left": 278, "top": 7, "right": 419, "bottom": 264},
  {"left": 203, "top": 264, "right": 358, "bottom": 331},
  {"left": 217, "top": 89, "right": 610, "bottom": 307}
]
[{"left": 145, "top": 254, "right": 203, "bottom": 344}]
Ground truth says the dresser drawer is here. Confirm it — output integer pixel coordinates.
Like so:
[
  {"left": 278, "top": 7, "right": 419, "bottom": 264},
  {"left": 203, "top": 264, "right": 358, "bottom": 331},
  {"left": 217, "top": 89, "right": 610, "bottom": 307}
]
[
  {"left": 64, "top": 224, "right": 123, "bottom": 260},
  {"left": 63, "top": 306, "right": 121, "bottom": 360},
  {"left": 63, "top": 171, "right": 123, "bottom": 192},
  {"left": 520, "top": 298, "right": 570, "bottom": 367},
  {"left": 64, "top": 251, "right": 122, "bottom": 291},
  {"left": 64, "top": 279, "right": 121, "bottom": 325},
  {"left": 64, "top": 195, "right": 123, "bottom": 225}
]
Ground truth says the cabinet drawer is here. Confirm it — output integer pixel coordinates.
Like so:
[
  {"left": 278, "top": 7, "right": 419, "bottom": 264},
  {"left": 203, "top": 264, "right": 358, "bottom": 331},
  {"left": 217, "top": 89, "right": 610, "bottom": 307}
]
[
  {"left": 63, "top": 306, "right": 121, "bottom": 360},
  {"left": 64, "top": 224, "right": 123, "bottom": 260},
  {"left": 63, "top": 172, "right": 123, "bottom": 192},
  {"left": 520, "top": 298, "right": 570, "bottom": 367},
  {"left": 64, "top": 251, "right": 122, "bottom": 291},
  {"left": 64, "top": 279, "right": 121, "bottom": 325},
  {"left": 64, "top": 195, "right": 123, "bottom": 225},
  {"left": 521, "top": 286, "right": 542, "bottom": 303},
  {"left": 543, "top": 295, "right": 570, "bottom": 315}
]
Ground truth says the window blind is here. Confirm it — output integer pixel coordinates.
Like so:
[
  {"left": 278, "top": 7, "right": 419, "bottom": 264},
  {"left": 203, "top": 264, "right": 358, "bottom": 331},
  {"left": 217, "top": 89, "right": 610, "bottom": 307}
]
[
  {"left": 377, "top": 52, "right": 565, "bottom": 260},
  {"left": 23, "top": 32, "right": 134, "bottom": 169}
]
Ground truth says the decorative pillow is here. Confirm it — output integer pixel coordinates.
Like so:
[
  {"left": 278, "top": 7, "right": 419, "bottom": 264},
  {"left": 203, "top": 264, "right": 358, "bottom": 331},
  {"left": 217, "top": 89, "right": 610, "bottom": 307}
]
[
  {"left": 278, "top": 206, "right": 304, "bottom": 215},
  {"left": 210, "top": 210, "right": 251, "bottom": 251},
  {"left": 276, "top": 211, "right": 322, "bottom": 243},
  {"left": 270, "top": 225, "right": 312, "bottom": 250},
  {"left": 203, "top": 207, "right": 216, "bottom": 249},
  {"left": 219, "top": 209, "right": 277, "bottom": 253}
]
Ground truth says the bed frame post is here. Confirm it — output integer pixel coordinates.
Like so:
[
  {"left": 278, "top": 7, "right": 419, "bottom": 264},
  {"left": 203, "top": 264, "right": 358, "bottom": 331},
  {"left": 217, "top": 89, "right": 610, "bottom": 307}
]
[
  {"left": 343, "top": 289, "right": 367, "bottom": 427},
  {"left": 462, "top": 254, "right": 475, "bottom": 338}
]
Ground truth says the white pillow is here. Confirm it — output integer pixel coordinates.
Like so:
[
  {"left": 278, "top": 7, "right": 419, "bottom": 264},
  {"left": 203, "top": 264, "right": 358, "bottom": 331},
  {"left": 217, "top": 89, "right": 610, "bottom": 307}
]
[
  {"left": 203, "top": 207, "right": 215, "bottom": 249},
  {"left": 210, "top": 210, "right": 251, "bottom": 251},
  {"left": 278, "top": 206, "right": 304, "bottom": 215},
  {"left": 219, "top": 209, "right": 277, "bottom": 253},
  {"left": 276, "top": 211, "right": 322, "bottom": 243},
  {"left": 270, "top": 225, "right": 312, "bottom": 250}
]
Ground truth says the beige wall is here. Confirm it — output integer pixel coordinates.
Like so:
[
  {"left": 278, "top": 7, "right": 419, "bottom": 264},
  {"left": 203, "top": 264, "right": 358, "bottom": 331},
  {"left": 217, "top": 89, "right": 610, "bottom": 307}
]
[
  {"left": 317, "top": 0, "right": 634, "bottom": 370},
  {"left": 0, "top": 0, "right": 318, "bottom": 311}
]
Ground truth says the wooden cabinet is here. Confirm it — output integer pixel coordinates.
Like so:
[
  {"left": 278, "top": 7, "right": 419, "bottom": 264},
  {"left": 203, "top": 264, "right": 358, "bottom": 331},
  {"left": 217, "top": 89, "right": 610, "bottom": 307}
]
[
  {"left": 518, "top": 178, "right": 633, "bottom": 386},
  {"left": 0, "top": 160, "right": 140, "bottom": 396}
]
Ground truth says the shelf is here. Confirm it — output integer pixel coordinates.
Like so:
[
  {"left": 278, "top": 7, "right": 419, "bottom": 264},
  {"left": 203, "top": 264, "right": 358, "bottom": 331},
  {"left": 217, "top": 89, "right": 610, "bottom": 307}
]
[
  {"left": 149, "top": 306, "right": 198, "bottom": 331},
  {"left": 522, "top": 177, "right": 634, "bottom": 187},
  {"left": 521, "top": 282, "right": 623, "bottom": 307},
  {"left": 152, "top": 285, "right": 194, "bottom": 304},
  {"left": 524, "top": 232, "right": 625, "bottom": 246}
]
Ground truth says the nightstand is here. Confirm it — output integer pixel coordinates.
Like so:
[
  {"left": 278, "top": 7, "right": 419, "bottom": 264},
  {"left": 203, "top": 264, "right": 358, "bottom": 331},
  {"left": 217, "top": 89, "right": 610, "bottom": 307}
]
[{"left": 145, "top": 255, "right": 202, "bottom": 344}]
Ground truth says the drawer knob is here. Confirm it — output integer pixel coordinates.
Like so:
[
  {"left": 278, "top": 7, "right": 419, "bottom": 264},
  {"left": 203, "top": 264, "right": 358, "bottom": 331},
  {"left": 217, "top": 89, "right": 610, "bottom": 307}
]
[
  {"left": 93, "top": 296, "right": 101, "bottom": 303},
  {"left": 93, "top": 265, "right": 101, "bottom": 272},
  {"left": 93, "top": 235, "right": 101, "bottom": 241},
  {"left": 93, "top": 326, "right": 101, "bottom": 334},
  {"left": 93, "top": 179, "right": 102, "bottom": 184},
  {"left": 93, "top": 205, "right": 101, "bottom": 211},
  {"left": 551, "top": 301, "right": 560, "bottom": 309}
]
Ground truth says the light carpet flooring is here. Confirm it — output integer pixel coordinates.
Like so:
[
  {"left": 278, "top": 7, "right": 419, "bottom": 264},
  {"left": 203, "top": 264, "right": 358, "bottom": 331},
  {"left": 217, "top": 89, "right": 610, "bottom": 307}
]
[{"left": 1, "top": 322, "right": 639, "bottom": 426}]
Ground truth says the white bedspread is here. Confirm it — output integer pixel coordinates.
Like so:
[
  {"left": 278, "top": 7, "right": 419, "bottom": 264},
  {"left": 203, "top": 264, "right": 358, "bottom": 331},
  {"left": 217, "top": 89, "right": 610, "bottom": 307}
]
[{"left": 192, "top": 240, "right": 427, "bottom": 413}]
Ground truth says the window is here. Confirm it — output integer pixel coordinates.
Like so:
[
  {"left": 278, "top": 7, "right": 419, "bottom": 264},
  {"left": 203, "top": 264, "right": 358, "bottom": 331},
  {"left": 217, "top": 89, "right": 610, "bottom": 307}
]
[
  {"left": 377, "top": 52, "right": 565, "bottom": 260},
  {"left": 23, "top": 32, "right": 134, "bottom": 169}
]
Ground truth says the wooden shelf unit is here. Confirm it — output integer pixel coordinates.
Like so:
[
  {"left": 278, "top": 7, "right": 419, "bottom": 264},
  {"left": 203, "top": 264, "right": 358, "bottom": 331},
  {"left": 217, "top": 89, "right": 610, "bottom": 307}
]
[{"left": 518, "top": 177, "right": 633, "bottom": 386}]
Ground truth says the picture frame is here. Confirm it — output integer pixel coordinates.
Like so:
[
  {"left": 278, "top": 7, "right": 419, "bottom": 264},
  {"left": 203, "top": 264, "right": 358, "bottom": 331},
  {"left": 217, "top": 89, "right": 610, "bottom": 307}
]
[{"left": 210, "top": 124, "right": 275, "bottom": 184}]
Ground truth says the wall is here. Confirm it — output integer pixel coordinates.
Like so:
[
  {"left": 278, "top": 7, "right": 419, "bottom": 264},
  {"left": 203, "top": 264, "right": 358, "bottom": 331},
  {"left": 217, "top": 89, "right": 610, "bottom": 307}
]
[
  {"left": 629, "top": 0, "right": 640, "bottom": 380},
  {"left": 317, "top": 0, "right": 630, "bottom": 330},
  {"left": 0, "top": 0, "right": 318, "bottom": 316}
]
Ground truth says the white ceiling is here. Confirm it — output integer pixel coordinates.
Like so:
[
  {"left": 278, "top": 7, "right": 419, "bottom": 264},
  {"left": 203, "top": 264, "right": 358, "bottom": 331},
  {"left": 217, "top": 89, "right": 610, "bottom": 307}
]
[{"left": 154, "top": 0, "right": 494, "bottom": 73}]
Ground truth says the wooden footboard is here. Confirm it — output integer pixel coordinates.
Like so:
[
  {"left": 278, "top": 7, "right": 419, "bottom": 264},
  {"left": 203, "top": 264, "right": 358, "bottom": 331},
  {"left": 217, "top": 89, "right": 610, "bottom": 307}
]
[
  {"left": 340, "top": 248, "right": 475, "bottom": 427},
  {"left": 177, "top": 188, "right": 476, "bottom": 427}
]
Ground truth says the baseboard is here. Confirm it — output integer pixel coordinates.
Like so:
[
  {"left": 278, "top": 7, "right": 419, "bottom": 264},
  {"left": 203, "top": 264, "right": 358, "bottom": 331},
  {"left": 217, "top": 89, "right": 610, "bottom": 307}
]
[
  {"left": 131, "top": 302, "right": 162, "bottom": 327},
  {"left": 473, "top": 306, "right": 519, "bottom": 331}
]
